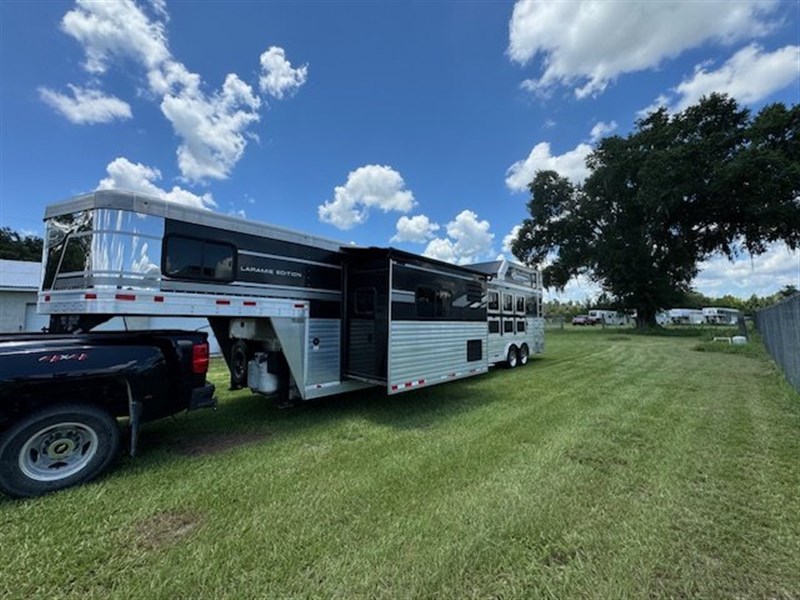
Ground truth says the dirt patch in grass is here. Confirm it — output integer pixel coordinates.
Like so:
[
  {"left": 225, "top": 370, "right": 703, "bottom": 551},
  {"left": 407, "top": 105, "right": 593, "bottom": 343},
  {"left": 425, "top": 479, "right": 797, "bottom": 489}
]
[
  {"left": 542, "top": 545, "right": 585, "bottom": 568},
  {"left": 170, "top": 431, "right": 270, "bottom": 457},
  {"left": 134, "top": 510, "right": 202, "bottom": 550}
]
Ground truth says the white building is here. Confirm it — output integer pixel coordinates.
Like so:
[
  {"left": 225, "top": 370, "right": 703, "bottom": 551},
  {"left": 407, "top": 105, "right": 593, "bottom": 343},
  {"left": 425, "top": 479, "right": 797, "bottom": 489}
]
[
  {"left": 0, "top": 259, "right": 43, "bottom": 332},
  {"left": 0, "top": 259, "right": 220, "bottom": 352}
]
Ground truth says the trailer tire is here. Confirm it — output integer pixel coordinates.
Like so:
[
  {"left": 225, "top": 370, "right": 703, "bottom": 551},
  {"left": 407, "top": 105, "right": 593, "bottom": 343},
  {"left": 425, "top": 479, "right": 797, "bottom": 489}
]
[
  {"left": 230, "top": 339, "right": 249, "bottom": 389},
  {"left": 0, "top": 403, "right": 120, "bottom": 499},
  {"left": 506, "top": 346, "right": 518, "bottom": 369},
  {"left": 519, "top": 344, "right": 529, "bottom": 366}
]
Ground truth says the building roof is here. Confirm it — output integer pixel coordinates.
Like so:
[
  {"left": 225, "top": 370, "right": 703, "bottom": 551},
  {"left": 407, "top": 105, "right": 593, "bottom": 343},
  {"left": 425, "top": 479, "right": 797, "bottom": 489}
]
[{"left": 0, "top": 260, "right": 41, "bottom": 291}]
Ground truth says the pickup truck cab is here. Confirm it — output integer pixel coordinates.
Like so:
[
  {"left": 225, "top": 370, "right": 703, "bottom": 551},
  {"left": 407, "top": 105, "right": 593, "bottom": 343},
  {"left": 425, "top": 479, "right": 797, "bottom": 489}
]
[{"left": 0, "top": 330, "right": 215, "bottom": 498}]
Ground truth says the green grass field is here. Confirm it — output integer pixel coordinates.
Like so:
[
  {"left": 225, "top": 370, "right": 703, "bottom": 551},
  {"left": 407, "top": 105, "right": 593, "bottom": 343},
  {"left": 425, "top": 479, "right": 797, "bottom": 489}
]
[{"left": 2, "top": 328, "right": 798, "bottom": 598}]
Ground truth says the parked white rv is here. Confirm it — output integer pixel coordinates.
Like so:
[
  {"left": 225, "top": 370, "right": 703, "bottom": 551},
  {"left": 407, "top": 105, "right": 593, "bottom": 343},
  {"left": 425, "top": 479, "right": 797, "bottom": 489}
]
[
  {"left": 702, "top": 307, "right": 741, "bottom": 325},
  {"left": 668, "top": 308, "right": 705, "bottom": 325},
  {"left": 37, "top": 191, "right": 544, "bottom": 402},
  {"left": 588, "top": 309, "right": 631, "bottom": 326}
]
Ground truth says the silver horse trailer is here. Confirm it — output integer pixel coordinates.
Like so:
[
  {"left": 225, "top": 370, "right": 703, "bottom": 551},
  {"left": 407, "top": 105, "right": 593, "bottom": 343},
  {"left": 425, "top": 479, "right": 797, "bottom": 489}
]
[{"left": 38, "top": 190, "right": 543, "bottom": 402}]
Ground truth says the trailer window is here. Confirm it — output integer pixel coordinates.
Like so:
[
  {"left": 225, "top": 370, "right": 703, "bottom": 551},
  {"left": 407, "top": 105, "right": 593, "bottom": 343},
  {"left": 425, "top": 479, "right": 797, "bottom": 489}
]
[
  {"left": 354, "top": 287, "right": 376, "bottom": 316},
  {"left": 516, "top": 296, "right": 525, "bottom": 314},
  {"left": 503, "top": 294, "right": 513, "bottom": 312},
  {"left": 488, "top": 291, "right": 499, "bottom": 311},
  {"left": 416, "top": 286, "right": 452, "bottom": 318},
  {"left": 164, "top": 236, "right": 235, "bottom": 282},
  {"left": 488, "top": 319, "right": 500, "bottom": 334},
  {"left": 503, "top": 319, "right": 514, "bottom": 334},
  {"left": 526, "top": 298, "right": 541, "bottom": 318},
  {"left": 517, "top": 320, "right": 526, "bottom": 333}
]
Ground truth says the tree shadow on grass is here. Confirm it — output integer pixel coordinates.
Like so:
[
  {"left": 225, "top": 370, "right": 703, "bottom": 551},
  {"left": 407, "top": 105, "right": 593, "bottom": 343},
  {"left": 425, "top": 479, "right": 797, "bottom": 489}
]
[{"left": 134, "top": 370, "right": 500, "bottom": 458}]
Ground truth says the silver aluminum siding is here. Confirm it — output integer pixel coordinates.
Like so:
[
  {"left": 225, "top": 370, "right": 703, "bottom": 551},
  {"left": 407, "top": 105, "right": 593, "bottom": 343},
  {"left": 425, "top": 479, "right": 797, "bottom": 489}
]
[
  {"left": 306, "top": 319, "right": 341, "bottom": 386},
  {"left": 389, "top": 321, "right": 487, "bottom": 389}
]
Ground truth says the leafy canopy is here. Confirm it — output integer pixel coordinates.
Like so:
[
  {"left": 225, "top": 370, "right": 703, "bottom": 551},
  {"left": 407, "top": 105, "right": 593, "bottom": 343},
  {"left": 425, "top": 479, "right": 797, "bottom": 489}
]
[
  {"left": 511, "top": 94, "right": 800, "bottom": 327},
  {"left": 0, "top": 227, "right": 44, "bottom": 262}
]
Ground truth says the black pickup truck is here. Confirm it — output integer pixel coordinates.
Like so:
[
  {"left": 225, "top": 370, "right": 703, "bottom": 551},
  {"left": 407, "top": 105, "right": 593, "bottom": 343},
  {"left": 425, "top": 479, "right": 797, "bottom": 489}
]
[{"left": 0, "top": 330, "right": 215, "bottom": 498}]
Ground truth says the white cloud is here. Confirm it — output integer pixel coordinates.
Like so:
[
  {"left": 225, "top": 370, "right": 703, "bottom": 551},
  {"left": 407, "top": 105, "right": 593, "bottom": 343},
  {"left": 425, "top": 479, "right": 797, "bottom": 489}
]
[
  {"left": 161, "top": 73, "right": 261, "bottom": 182},
  {"left": 506, "top": 141, "right": 592, "bottom": 192},
  {"left": 97, "top": 157, "right": 216, "bottom": 209},
  {"left": 502, "top": 225, "right": 522, "bottom": 254},
  {"left": 318, "top": 165, "right": 415, "bottom": 230},
  {"left": 694, "top": 243, "right": 800, "bottom": 298},
  {"left": 423, "top": 237, "right": 458, "bottom": 264},
  {"left": 636, "top": 94, "right": 670, "bottom": 119},
  {"left": 38, "top": 85, "right": 132, "bottom": 125},
  {"left": 672, "top": 44, "right": 800, "bottom": 111},
  {"left": 543, "top": 274, "right": 602, "bottom": 304},
  {"left": 423, "top": 210, "right": 494, "bottom": 265},
  {"left": 259, "top": 47, "right": 308, "bottom": 99},
  {"left": 508, "top": 0, "right": 779, "bottom": 98},
  {"left": 61, "top": 0, "right": 170, "bottom": 75},
  {"left": 53, "top": 0, "right": 279, "bottom": 184},
  {"left": 589, "top": 120, "right": 617, "bottom": 142},
  {"left": 391, "top": 214, "right": 440, "bottom": 243}
]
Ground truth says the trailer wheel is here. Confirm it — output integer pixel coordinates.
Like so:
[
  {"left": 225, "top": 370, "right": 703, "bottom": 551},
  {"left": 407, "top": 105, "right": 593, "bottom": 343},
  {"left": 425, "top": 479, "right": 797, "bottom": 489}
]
[
  {"left": 230, "top": 339, "right": 249, "bottom": 389},
  {"left": 519, "top": 344, "right": 529, "bottom": 366},
  {"left": 0, "top": 403, "right": 120, "bottom": 499},
  {"left": 506, "top": 346, "right": 518, "bottom": 369}
]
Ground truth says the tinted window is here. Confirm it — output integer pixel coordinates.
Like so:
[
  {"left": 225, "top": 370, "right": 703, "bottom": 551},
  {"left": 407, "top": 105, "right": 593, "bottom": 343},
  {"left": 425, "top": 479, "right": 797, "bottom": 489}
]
[
  {"left": 516, "top": 296, "right": 525, "bottom": 313},
  {"left": 416, "top": 286, "right": 452, "bottom": 318},
  {"left": 504, "top": 319, "right": 514, "bottom": 333},
  {"left": 503, "top": 294, "right": 513, "bottom": 312},
  {"left": 165, "top": 236, "right": 235, "bottom": 281},
  {"left": 488, "top": 291, "right": 499, "bottom": 311},
  {"left": 527, "top": 298, "right": 540, "bottom": 318},
  {"left": 517, "top": 320, "right": 526, "bottom": 333},
  {"left": 488, "top": 319, "right": 500, "bottom": 334},
  {"left": 354, "top": 287, "right": 376, "bottom": 316}
]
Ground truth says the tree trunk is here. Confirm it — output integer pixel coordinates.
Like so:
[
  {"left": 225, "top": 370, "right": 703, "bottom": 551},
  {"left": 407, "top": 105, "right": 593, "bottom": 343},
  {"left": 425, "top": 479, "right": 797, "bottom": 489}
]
[{"left": 635, "top": 305, "right": 659, "bottom": 330}]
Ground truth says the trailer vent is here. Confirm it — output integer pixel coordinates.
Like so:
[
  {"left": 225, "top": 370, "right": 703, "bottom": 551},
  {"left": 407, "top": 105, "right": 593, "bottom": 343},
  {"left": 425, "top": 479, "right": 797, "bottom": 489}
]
[{"left": 467, "top": 339, "right": 482, "bottom": 362}]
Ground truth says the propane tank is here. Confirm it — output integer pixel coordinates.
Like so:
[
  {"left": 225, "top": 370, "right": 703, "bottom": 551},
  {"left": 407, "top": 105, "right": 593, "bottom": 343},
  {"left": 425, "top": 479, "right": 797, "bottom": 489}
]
[{"left": 247, "top": 353, "right": 279, "bottom": 395}]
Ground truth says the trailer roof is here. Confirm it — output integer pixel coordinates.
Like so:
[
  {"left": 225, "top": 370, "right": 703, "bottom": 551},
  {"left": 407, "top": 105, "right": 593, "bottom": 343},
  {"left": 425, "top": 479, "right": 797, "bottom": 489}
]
[{"left": 43, "top": 189, "right": 347, "bottom": 253}]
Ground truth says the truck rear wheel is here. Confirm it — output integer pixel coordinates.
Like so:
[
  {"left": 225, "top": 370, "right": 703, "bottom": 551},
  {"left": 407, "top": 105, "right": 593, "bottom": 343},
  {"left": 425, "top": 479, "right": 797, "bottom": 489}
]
[{"left": 0, "top": 404, "right": 120, "bottom": 499}]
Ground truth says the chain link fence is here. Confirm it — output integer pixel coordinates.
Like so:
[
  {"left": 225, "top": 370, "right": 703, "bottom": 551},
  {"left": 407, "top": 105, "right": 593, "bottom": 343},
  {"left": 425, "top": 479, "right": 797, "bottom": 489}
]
[{"left": 754, "top": 293, "right": 800, "bottom": 393}]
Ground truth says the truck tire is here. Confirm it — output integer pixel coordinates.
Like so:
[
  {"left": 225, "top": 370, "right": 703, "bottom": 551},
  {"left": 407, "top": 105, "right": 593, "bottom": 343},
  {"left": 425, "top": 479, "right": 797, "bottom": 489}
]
[{"left": 0, "top": 404, "right": 120, "bottom": 499}]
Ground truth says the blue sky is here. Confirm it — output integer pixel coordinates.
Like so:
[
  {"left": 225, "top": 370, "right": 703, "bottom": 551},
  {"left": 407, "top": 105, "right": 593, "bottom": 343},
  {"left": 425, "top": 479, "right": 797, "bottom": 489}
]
[{"left": 1, "top": 0, "right": 798, "bottom": 302}]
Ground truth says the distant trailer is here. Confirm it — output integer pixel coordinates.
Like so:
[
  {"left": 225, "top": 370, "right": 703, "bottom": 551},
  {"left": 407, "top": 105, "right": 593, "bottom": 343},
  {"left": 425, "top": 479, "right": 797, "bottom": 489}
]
[
  {"left": 702, "top": 307, "right": 741, "bottom": 325},
  {"left": 588, "top": 309, "right": 631, "bottom": 326},
  {"left": 668, "top": 308, "right": 705, "bottom": 325},
  {"left": 37, "top": 190, "right": 543, "bottom": 403}
]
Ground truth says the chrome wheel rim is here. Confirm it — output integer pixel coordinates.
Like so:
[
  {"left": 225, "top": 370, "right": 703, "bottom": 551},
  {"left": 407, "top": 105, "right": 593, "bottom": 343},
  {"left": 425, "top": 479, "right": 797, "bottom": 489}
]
[
  {"left": 19, "top": 422, "right": 99, "bottom": 482},
  {"left": 519, "top": 346, "right": 529, "bottom": 365}
]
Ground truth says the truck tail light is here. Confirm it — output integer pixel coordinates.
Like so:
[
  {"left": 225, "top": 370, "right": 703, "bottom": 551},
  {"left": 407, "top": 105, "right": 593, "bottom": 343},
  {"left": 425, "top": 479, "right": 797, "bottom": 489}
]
[{"left": 192, "top": 342, "right": 210, "bottom": 374}]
